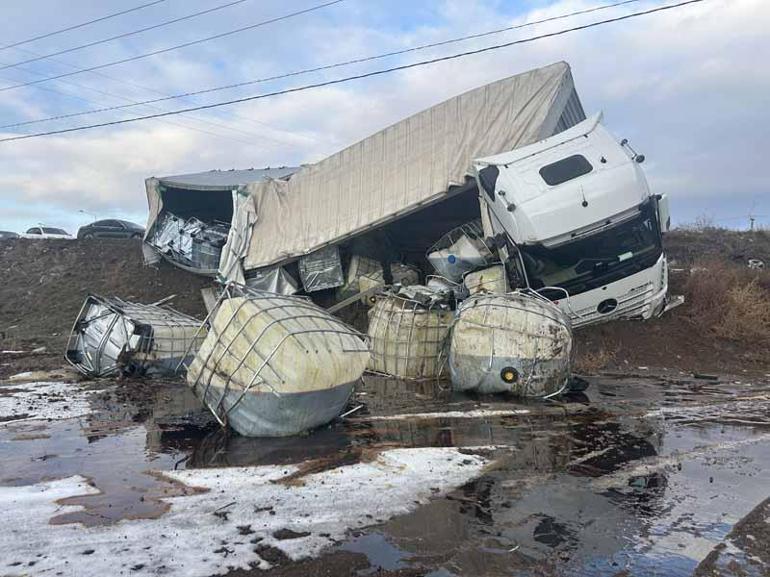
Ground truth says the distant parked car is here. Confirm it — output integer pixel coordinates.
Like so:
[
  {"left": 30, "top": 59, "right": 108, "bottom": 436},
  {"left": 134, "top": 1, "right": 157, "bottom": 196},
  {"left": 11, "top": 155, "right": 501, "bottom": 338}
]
[
  {"left": 0, "top": 230, "right": 19, "bottom": 239},
  {"left": 22, "top": 226, "right": 73, "bottom": 240},
  {"left": 77, "top": 219, "right": 145, "bottom": 240}
]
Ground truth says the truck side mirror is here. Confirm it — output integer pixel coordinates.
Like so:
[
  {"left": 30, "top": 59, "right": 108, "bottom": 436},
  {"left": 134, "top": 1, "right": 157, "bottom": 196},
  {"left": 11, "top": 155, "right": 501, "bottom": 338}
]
[{"left": 657, "top": 194, "right": 671, "bottom": 232}]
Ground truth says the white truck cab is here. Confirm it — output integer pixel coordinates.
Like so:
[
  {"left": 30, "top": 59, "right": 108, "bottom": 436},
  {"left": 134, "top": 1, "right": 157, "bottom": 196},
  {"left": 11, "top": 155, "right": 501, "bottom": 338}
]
[{"left": 474, "top": 114, "right": 670, "bottom": 327}]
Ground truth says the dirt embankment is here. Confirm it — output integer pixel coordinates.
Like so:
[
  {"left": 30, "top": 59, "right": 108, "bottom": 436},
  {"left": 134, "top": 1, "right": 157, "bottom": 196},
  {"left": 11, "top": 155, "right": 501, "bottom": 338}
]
[
  {"left": 0, "top": 230, "right": 768, "bottom": 377},
  {"left": 575, "top": 229, "right": 770, "bottom": 376},
  {"left": 0, "top": 239, "right": 211, "bottom": 352}
]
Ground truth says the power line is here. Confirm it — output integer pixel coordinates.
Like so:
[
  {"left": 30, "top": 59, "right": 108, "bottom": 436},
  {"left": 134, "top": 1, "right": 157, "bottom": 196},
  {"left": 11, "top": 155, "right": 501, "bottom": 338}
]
[
  {"left": 0, "top": 0, "right": 253, "bottom": 71},
  {"left": 0, "top": 0, "right": 706, "bottom": 144},
  {"left": 0, "top": 59, "right": 273, "bottom": 145},
  {"left": 2, "top": 38, "right": 318, "bottom": 144},
  {"left": 0, "top": 1, "right": 168, "bottom": 52},
  {"left": 1, "top": 0, "right": 645, "bottom": 130},
  {"left": 0, "top": 38, "right": 318, "bottom": 145},
  {"left": 0, "top": 0, "right": 346, "bottom": 94},
  {"left": 0, "top": 57, "right": 293, "bottom": 147}
]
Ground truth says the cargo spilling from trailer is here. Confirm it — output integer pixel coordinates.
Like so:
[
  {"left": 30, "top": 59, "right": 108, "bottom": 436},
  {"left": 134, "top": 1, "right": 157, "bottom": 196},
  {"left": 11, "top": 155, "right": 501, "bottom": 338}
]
[
  {"left": 143, "top": 167, "right": 298, "bottom": 276},
  {"left": 144, "top": 61, "right": 671, "bottom": 328}
]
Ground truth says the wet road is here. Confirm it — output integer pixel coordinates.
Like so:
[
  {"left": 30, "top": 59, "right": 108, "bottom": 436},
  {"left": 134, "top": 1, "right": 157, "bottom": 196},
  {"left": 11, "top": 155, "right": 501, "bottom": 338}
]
[{"left": 1, "top": 371, "right": 769, "bottom": 576}]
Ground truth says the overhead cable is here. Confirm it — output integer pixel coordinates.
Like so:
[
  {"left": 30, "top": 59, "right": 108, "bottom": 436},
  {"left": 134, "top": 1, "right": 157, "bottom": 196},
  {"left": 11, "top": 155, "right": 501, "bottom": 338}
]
[
  {"left": 1, "top": 0, "right": 644, "bottom": 130},
  {"left": 0, "top": 0, "right": 346, "bottom": 93},
  {"left": 0, "top": 1, "right": 167, "bottom": 52},
  {"left": 0, "top": 0, "right": 254, "bottom": 71},
  {"left": 0, "top": 0, "right": 706, "bottom": 143}
]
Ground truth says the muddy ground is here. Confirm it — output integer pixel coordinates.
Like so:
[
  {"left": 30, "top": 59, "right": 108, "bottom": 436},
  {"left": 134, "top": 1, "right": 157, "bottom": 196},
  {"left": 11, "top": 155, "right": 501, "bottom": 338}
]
[
  {"left": 2, "top": 369, "right": 770, "bottom": 577},
  {"left": 0, "top": 238, "right": 210, "bottom": 352},
  {"left": 1, "top": 232, "right": 769, "bottom": 577},
  {"left": 1, "top": 232, "right": 768, "bottom": 376}
]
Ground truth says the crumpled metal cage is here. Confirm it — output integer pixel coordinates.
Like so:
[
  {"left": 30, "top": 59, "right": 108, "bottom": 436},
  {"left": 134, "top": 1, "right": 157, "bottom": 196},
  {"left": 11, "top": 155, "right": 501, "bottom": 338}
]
[
  {"left": 366, "top": 294, "right": 454, "bottom": 380},
  {"left": 147, "top": 212, "right": 230, "bottom": 272},
  {"left": 181, "top": 283, "right": 370, "bottom": 432},
  {"left": 426, "top": 220, "right": 495, "bottom": 282},
  {"left": 65, "top": 295, "right": 206, "bottom": 378},
  {"left": 339, "top": 256, "right": 421, "bottom": 301}
]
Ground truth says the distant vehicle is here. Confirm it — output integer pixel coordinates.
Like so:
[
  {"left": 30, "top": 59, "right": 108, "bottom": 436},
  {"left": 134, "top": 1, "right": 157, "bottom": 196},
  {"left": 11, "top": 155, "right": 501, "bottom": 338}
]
[
  {"left": 77, "top": 219, "right": 145, "bottom": 240},
  {"left": 22, "top": 226, "right": 73, "bottom": 240},
  {"left": 0, "top": 230, "right": 19, "bottom": 239}
]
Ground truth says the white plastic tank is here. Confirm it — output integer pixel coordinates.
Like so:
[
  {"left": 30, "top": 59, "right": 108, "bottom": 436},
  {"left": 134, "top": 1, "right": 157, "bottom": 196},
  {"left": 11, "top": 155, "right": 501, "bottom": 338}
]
[
  {"left": 186, "top": 290, "right": 370, "bottom": 436},
  {"left": 449, "top": 292, "right": 573, "bottom": 396},
  {"left": 367, "top": 295, "right": 454, "bottom": 379}
]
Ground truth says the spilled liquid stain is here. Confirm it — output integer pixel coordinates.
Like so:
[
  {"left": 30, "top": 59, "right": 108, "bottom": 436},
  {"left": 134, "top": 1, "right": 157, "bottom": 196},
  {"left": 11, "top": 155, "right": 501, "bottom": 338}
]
[{"left": 1, "top": 372, "right": 769, "bottom": 576}]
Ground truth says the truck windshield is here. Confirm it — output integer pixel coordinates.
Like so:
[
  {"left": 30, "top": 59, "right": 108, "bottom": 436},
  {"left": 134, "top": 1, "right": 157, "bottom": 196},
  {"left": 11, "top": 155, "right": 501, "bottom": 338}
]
[{"left": 519, "top": 200, "right": 662, "bottom": 298}]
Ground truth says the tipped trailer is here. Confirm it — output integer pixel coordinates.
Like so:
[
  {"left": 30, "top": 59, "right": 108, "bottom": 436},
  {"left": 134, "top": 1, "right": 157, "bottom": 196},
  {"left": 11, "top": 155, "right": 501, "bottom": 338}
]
[
  {"left": 150, "top": 62, "right": 670, "bottom": 328},
  {"left": 216, "top": 62, "right": 590, "bottom": 292}
]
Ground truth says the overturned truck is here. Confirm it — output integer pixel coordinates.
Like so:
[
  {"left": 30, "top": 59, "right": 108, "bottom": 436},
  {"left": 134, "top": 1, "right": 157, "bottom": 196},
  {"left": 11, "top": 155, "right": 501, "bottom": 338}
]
[{"left": 144, "top": 61, "right": 671, "bottom": 328}]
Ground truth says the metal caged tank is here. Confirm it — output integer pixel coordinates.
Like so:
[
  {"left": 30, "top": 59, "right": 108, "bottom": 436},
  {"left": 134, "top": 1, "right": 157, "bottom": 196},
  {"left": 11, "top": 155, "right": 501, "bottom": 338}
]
[{"left": 448, "top": 292, "right": 573, "bottom": 396}]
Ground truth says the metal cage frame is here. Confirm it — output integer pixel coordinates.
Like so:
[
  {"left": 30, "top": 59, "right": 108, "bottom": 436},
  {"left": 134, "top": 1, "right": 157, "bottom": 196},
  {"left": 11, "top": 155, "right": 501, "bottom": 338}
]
[
  {"left": 450, "top": 290, "right": 573, "bottom": 398},
  {"left": 366, "top": 294, "right": 454, "bottom": 380},
  {"left": 65, "top": 294, "right": 206, "bottom": 377},
  {"left": 180, "top": 283, "right": 369, "bottom": 427}
]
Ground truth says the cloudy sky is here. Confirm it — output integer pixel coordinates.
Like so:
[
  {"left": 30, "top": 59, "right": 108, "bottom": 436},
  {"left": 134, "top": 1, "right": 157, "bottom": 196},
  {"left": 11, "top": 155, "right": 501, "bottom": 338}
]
[{"left": 0, "top": 0, "right": 767, "bottom": 234}]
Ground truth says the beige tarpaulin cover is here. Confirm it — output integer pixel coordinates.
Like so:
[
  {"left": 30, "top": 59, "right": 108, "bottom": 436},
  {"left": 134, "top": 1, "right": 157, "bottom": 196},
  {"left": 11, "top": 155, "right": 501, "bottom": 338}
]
[{"left": 223, "top": 61, "right": 584, "bottom": 277}]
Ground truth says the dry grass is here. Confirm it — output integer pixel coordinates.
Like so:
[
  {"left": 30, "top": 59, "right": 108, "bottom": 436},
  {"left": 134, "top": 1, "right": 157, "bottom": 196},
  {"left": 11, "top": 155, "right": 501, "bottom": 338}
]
[{"left": 683, "top": 259, "right": 770, "bottom": 343}]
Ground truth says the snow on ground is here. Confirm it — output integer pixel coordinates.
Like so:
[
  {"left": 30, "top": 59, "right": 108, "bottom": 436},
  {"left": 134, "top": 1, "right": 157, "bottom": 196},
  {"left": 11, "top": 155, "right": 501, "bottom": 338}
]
[
  {"left": 0, "top": 381, "right": 95, "bottom": 423},
  {"left": 358, "top": 408, "right": 531, "bottom": 421},
  {"left": 0, "top": 447, "right": 490, "bottom": 577}
]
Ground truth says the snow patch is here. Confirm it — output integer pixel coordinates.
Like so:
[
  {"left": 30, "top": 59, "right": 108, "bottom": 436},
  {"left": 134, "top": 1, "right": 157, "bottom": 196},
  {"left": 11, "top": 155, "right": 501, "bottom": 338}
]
[
  {"left": 358, "top": 408, "right": 531, "bottom": 421},
  {"left": 0, "top": 447, "right": 490, "bottom": 577},
  {"left": 0, "top": 381, "right": 95, "bottom": 423}
]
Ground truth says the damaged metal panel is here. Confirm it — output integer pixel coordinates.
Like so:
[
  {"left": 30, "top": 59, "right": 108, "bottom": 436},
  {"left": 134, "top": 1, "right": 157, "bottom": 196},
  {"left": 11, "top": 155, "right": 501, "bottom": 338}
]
[
  {"left": 448, "top": 292, "right": 573, "bottom": 396},
  {"left": 184, "top": 285, "right": 370, "bottom": 437},
  {"left": 65, "top": 295, "right": 206, "bottom": 378}
]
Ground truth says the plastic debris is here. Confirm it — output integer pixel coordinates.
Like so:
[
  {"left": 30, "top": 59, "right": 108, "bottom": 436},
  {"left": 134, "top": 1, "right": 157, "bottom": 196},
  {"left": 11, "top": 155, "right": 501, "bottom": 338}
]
[
  {"left": 463, "top": 264, "right": 508, "bottom": 295},
  {"left": 146, "top": 212, "right": 229, "bottom": 272},
  {"left": 426, "top": 220, "right": 494, "bottom": 281},
  {"left": 299, "top": 246, "right": 345, "bottom": 292}
]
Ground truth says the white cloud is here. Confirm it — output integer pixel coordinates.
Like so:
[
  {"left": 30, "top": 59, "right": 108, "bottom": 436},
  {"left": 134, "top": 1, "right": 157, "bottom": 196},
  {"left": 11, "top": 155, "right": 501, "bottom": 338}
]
[{"left": 0, "top": 0, "right": 768, "bottom": 230}]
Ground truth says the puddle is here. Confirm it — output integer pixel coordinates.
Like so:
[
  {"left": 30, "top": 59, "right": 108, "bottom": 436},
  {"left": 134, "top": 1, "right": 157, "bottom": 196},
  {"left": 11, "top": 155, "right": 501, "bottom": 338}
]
[{"left": 0, "top": 372, "right": 769, "bottom": 576}]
